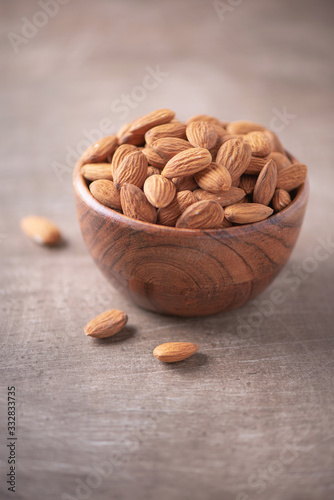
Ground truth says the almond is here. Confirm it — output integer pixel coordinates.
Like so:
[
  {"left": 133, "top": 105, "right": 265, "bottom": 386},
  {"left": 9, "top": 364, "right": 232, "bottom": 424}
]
[
  {"left": 152, "top": 137, "right": 193, "bottom": 162},
  {"left": 264, "top": 129, "right": 286, "bottom": 154},
  {"left": 272, "top": 189, "right": 291, "bottom": 212},
  {"left": 186, "top": 121, "right": 218, "bottom": 149},
  {"left": 176, "top": 200, "right": 224, "bottom": 229},
  {"left": 194, "top": 162, "right": 232, "bottom": 193},
  {"left": 81, "top": 135, "right": 118, "bottom": 164},
  {"left": 162, "top": 148, "right": 212, "bottom": 179},
  {"left": 238, "top": 174, "right": 257, "bottom": 195},
  {"left": 276, "top": 163, "right": 307, "bottom": 191},
  {"left": 145, "top": 122, "right": 187, "bottom": 145},
  {"left": 268, "top": 151, "right": 291, "bottom": 171},
  {"left": 146, "top": 166, "right": 161, "bottom": 178},
  {"left": 193, "top": 186, "right": 246, "bottom": 206},
  {"left": 142, "top": 146, "right": 166, "bottom": 169},
  {"left": 172, "top": 175, "right": 198, "bottom": 192},
  {"left": 81, "top": 163, "right": 113, "bottom": 182},
  {"left": 89, "top": 180, "right": 121, "bottom": 210},
  {"left": 143, "top": 175, "right": 176, "bottom": 208},
  {"left": 153, "top": 342, "right": 199, "bottom": 363},
  {"left": 113, "top": 150, "right": 148, "bottom": 189},
  {"left": 120, "top": 184, "right": 157, "bottom": 223},
  {"left": 226, "top": 120, "right": 265, "bottom": 135},
  {"left": 253, "top": 159, "right": 277, "bottom": 205},
  {"left": 157, "top": 190, "right": 196, "bottom": 226},
  {"left": 21, "top": 216, "right": 61, "bottom": 246},
  {"left": 84, "top": 309, "right": 128, "bottom": 338},
  {"left": 224, "top": 203, "right": 273, "bottom": 224},
  {"left": 243, "top": 131, "right": 272, "bottom": 157},
  {"left": 117, "top": 122, "right": 145, "bottom": 146},
  {"left": 111, "top": 144, "right": 137, "bottom": 177},
  {"left": 128, "top": 108, "right": 175, "bottom": 134},
  {"left": 187, "top": 114, "right": 223, "bottom": 127},
  {"left": 216, "top": 138, "right": 252, "bottom": 180},
  {"left": 244, "top": 155, "right": 269, "bottom": 174}
]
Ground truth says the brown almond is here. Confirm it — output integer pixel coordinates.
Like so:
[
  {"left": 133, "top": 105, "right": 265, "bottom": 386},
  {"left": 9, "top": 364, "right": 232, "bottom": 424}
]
[
  {"left": 244, "top": 155, "right": 269, "bottom": 174},
  {"left": 226, "top": 120, "right": 265, "bottom": 135},
  {"left": 162, "top": 148, "right": 212, "bottom": 179},
  {"left": 239, "top": 174, "right": 257, "bottom": 195},
  {"left": 128, "top": 108, "right": 175, "bottom": 134},
  {"left": 276, "top": 163, "right": 307, "bottom": 191},
  {"left": 216, "top": 138, "right": 252, "bottom": 180},
  {"left": 146, "top": 166, "right": 161, "bottom": 178},
  {"left": 81, "top": 135, "right": 118, "bottom": 164},
  {"left": 224, "top": 203, "right": 273, "bottom": 224},
  {"left": 186, "top": 121, "right": 218, "bottom": 149},
  {"left": 120, "top": 184, "right": 157, "bottom": 223},
  {"left": 176, "top": 200, "right": 224, "bottom": 229},
  {"left": 89, "top": 180, "right": 121, "bottom": 210},
  {"left": 194, "top": 162, "right": 232, "bottom": 193},
  {"left": 145, "top": 122, "right": 187, "bottom": 145},
  {"left": 187, "top": 114, "right": 223, "bottom": 128},
  {"left": 193, "top": 186, "right": 246, "bottom": 206},
  {"left": 272, "top": 189, "right": 291, "bottom": 212},
  {"left": 113, "top": 150, "right": 148, "bottom": 189},
  {"left": 172, "top": 175, "right": 198, "bottom": 192},
  {"left": 81, "top": 163, "right": 113, "bottom": 182},
  {"left": 244, "top": 131, "right": 272, "bottom": 157},
  {"left": 157, "top": 190, "right": 196, "bottom": 226},
  {"left": 21, "top": 216, "right": 61, "bottom": 246},
  {"left": 152, "top": 137, "right": 193, "bottom": 162},
  {"left": 264, "top": 129, "right": 286, "bottom": 154},
  {"left": 142, "top": 146, "right": 166, "bottom": 169},
  {"left": 153, "top": 342, "right": 199, "bottom": 363},
  {"left": 268, "top": 151, "right": 291, "bottom": 171},
  {"left": 143, "top": 175, "right": 176, "bottom": 208},
  {"left": 111, "top": 144, "right": 137, "bottom": 177},
  {"left": 253, "top": 159, "right": 277, "bottom": 205},
  {"left": 84, "top": 309, "right": 128, "bottom": 338}
]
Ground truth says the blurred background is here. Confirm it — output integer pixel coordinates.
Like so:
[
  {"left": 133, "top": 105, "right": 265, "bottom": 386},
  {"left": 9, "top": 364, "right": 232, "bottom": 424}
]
[{"left": 1, "top": 1, "right": 334, "bottom": 499}]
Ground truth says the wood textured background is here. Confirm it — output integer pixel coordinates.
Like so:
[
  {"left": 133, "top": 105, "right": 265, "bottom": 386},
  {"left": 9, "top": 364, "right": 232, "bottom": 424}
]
[{"left": 1, "top": 1, "right": 333, "bottom": 499}]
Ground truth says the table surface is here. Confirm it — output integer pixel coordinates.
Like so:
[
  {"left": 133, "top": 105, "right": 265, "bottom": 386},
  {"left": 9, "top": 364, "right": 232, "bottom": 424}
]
[{"left": 1, "top": 1, "right": 334, "bottom": 499}]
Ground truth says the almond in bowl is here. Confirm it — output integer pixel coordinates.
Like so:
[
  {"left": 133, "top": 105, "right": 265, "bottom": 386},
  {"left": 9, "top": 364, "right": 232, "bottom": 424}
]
[{"left": 73, "top": 110, "right": 309, "bottom": 316}]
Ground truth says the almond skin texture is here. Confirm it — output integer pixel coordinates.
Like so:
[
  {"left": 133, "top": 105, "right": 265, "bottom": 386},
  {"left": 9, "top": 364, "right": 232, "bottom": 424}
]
[
  {"left": 272, "top": 189, "right": 291, "bottom": 212},
  {"left": 216, "top": 138, "right": 252, "bottom": 180},
  {"left": 146, "top": 166, "right": 161, "bottom": 178},
  {"left": 157, "top": 190, "right": 196, "bottom": 226},
  {"left": 89, "top": 180, "right": 121, "bottom": 210},
  {"left": 253, "top": 159, "right": 277, "bottom": 205},
  {"left": 81, "top": 135, "right": 118, "bottom": 164},
  {"left": 81, "top": 163, "right": 113, "bottom": 181},
  {"left": 187, "top": 114, "right": 223, "bottom": 128},
  {"left": 238, "top": 174, "right": 257, "bottom": 195},
  {"left": 193, "top": 186, "right": 246, "bottom": 206},
  {"left": 84, "top": 309, "right": 128, "bottom": 339},
  {"left": 117, "top": 122, "right": 144, "bottom": 146},
  {"left": 276, "top": 163, "right": 308, "bottom": 191},
  {"left": 194, "top": 162, "right": 232, "bottom": 193},
  {"left": 128, "top": 108, "right": 175, "bottom": 134},
  {"left": 153, "top": 342, "right": 199, "bottom": 363},
  {"left": 244, "top": 155, "right": 269, "bottom": 175},
  {"left": 162, "top": 148, "right": 212, "bottom": 179},
  {"left": 142, "top": 146, "right": 166, "bottom": 169},
  {"left": 120, "top": 184, "right": 157, "bottom": 223},
  {"left": 21, "top": 216, "right": 61, "bottom": 246},
  {"left": 172, "top": 175, "right": 198, "bottom": 192},
  {"left": 152, "top": 137, "right": 193, "bottom": 162},
  {"left": 113, "top": 150, "right": 148, "bottom": 189},
  {"left": 111, "top": 144, "right": 137, "bottom": 176},
  {"left": 143, "top": 175, "right": 176, "bottom": 208},
  {"left": 226, "top": 120, "right": 265, "bottom": 135},
  {"left": 264, "top": 130, "right": 286, "bottom": 154},
  {"left": 224, "top": 203, "right": 273, "bottom": 224},
  {"left": 145, "top": 122, "right": 187, "bottom": 145},
  {"left": 186, "top": 121, "right": 218, "bottom": 149},
  {"left": 244, "top": 131, "right": 272, "bottom": 157},
  {"left": 176, "top": 200, "right": 224, "bottom": 229},
  {"left": 268, "top": 152, "right": 291, "bottom": 171}
]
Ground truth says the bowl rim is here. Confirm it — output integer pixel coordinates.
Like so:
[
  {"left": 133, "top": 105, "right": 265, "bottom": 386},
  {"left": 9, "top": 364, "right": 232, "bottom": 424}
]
[{"left": 73, "top": 155, "right": 309, "bottom": 237}]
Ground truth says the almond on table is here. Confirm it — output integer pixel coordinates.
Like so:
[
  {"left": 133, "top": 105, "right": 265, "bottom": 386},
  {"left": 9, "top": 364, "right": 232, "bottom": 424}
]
[
  {"left": 84, "top": 309, "right": 128, "bottom": 339},
  {"left": 153, "top": 342, "right": 199, "bottom": 363},
  {"left": 21, "top": 216, "right": 61, "bottom": 246}
]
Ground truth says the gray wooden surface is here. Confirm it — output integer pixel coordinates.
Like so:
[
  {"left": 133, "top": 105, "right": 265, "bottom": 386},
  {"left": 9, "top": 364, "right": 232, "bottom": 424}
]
[{"left": 1, "top": 1, "right": 334, "bottom": 499}]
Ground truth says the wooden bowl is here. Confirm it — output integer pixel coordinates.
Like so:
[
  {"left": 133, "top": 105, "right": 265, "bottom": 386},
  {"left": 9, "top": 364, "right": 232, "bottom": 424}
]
[{"left": 73, "top": 158, "right": 309, "bottom": 317}]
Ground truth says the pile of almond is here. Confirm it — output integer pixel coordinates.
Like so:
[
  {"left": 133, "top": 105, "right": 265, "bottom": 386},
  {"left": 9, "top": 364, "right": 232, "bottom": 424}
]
[{"left": 81, "top": 109, "right": 308, "bottom": 229}]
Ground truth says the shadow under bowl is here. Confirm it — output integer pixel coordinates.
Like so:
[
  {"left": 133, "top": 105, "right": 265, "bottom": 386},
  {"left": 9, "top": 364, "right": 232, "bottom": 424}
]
[{"left": 73, "top": 159, "right": 309, "bottom": 317}]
